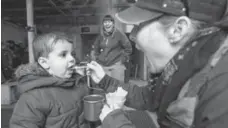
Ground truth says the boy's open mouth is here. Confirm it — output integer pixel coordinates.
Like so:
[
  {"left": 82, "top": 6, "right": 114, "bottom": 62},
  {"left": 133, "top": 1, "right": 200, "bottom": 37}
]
[{"left": 68, "top": 65, "right": 75, "bottom": 71}]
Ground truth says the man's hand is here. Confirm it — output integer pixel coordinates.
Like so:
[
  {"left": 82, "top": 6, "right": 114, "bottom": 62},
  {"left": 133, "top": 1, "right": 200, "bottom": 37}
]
[
  {"left": 106, "top": 87, "right": 127, "bottom": 108},
  {"left": 87, "top": 61, "right": 106, "bottom": 83},
  {"left": 99, "top": 104, "right": 115, "bottom": 122},
  {"left": 99, "top": 87, "right": 128, "bottom": 121}
]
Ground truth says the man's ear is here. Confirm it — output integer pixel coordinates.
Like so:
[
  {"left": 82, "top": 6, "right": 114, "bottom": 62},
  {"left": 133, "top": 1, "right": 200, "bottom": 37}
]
[
  {"left": 38, "top": 57, "right": 49, "bottom": 69},
  {"left": 168, "top": 16, "right": 191, "bottom": 44}
]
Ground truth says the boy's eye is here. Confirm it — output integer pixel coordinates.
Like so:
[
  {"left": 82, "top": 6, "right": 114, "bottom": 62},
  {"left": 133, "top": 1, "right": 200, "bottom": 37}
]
[
  {"left": 71, "top": 51, "right": 76, "bottom": 57},
  {"left": 59, "top": 52, "right": 67, "bottom": 57}
]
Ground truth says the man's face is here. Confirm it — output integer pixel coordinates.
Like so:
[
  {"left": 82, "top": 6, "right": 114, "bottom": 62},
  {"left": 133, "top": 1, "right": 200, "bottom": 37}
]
[
  {"left": 103, "top": 20, "right": 114, "bottom": 32},
  {"left": 130, "top": 21, "right": 178, "bottom": 73},
  {"left": 46, "top": 40, "right": 76, "bottom": 78}
]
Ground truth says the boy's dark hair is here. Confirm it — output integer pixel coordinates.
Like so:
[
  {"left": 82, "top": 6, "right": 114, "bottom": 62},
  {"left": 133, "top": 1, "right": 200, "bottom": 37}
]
[{"left": 33, "top": 32, "right": 73, "bottom": 62}]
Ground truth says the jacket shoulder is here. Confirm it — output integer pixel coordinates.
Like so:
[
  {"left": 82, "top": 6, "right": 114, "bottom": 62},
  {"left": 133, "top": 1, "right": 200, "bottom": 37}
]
[
  {"left": 195, "top": 52, "right": 228, "bottom": 127},
  {"left": 13, "top": 90, "right": 50, "bottom": 117},
  {"left": 21, "top": 89, "right": 50, "bottom": 108}
]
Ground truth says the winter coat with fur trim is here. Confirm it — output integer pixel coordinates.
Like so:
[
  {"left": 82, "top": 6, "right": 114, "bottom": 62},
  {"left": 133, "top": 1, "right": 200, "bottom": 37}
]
[{"left": 10, "top": 63, "right": 89, "bottom": 128}]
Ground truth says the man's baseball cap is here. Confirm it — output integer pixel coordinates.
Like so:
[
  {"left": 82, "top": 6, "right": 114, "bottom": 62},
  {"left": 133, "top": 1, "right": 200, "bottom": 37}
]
[{"left": 116, "top": 0, "right": 227, "bottom": 26}]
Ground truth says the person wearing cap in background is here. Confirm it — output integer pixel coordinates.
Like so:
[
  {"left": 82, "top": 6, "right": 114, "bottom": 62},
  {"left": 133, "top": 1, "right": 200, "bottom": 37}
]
[
  {"left": 87, "top": 0, "right": 228, "bottom": 128},
  {"left": 91, "top": 15, "right": 132, "bottom": 82}
]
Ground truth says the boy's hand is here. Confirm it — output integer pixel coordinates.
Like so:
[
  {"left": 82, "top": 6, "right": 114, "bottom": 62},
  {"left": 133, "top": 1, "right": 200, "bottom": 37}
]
[{"left": 87, "top": 61, "right": 105, "bottom": 83}]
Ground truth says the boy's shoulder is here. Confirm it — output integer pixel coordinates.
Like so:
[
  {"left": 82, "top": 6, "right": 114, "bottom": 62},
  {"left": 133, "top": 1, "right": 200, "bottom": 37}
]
[{"left": 16, "top": 88, "right": 45, "bottom": 107}]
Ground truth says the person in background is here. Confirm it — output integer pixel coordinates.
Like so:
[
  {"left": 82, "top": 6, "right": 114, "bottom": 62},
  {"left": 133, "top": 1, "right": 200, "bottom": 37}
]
[
  {"left": 10, "top": 32, "right": 89, "bottom": 128},
  {"left": 1, "top": 41, "right": 15, "bottom": 80},
  {"left": 87, "top": 0, "right": 228, "bottom": 128},
  {"left": 92, "top": 15, "right": 132, "bottom": 82}
]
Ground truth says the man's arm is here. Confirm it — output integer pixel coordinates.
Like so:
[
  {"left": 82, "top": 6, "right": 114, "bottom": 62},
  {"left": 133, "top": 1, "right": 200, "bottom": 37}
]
[
  {"left": 195, "top": 73, "right": 228, "bottom": 128},
  {"left": 99, "top": 75, "right": 154, "bottom": 110},
  {"left": 102, "top": 109, "right": 158, "bottom": 128},
  {"left": 10, "top": 93, "right": 47, "bottom": 128},
  {"left": 101, "top": 109, "right": 136, "bottom": 128}
]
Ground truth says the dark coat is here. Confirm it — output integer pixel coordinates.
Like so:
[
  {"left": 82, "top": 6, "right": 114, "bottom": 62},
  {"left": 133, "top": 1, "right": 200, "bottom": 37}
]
[
  {"left": 10, "top": 63, "right": 89, "bottom": 128},
  {"left": 93, "top": 28, "right": 132, "bottom": 66},
  {"left": 97, "top": 38, "right": 228, "bottom": 128}
]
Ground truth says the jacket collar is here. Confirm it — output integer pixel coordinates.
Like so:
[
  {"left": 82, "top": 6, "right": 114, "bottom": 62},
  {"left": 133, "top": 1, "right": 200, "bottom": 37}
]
[{"left": 14, "top": 63, "right": 85, "bottom": 95}]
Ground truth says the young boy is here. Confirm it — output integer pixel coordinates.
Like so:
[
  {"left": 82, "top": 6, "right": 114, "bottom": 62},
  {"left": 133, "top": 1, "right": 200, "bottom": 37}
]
[{"left": 10, "top": 32, "right": 89, "bottom": 128}]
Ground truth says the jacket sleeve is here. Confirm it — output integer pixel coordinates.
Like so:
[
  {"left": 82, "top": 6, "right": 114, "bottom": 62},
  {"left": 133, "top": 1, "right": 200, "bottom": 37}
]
[
  {"left": 93, "top": 35, "right": 102, "bottom": 59},
  {"left": 102, "top": 109, "right": 158, "bottom": 128},
  {"left": 99, "top": 75, "right": 154, "bottom": 110},
  {"left": 195, "top": 73, "right": 228, "bottom": 128},
  {"left": 102, "top": 109, "right": 136, "bottom": 128},
  {"left": 119, "top": 31, "right": 132, "bottom": 63},
  {"left": 10, "top": 93, "right": 48, "bottom": 128}
]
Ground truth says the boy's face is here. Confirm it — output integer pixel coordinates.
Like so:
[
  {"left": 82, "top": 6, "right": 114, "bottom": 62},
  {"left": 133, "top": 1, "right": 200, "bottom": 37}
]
[{"left": 44, "top": 40, "right": 75, "bottom": 78}]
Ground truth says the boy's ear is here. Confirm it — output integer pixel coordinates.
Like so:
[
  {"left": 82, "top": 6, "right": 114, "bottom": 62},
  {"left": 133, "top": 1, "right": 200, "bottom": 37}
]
[
  {"left": 168, "top": 16, "right": 191, "bottom": 44},
  {"left": 38, "top": 57, "right": 49, "bottom": 69}
]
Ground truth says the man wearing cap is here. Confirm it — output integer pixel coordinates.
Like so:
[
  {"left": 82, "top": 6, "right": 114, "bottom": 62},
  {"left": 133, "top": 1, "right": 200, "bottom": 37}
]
[{"left": 88, "top": 0, "right": 228, "bottom": 128}]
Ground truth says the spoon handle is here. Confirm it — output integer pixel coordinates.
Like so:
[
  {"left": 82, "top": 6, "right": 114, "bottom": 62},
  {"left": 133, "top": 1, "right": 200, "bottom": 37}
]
[{"left": 87, "top": 74, "right": 90, "bottom": 88}]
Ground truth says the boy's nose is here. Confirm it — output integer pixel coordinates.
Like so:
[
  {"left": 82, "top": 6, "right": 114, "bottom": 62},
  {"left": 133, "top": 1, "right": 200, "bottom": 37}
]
[{"left": 69, "top": 55, "right": 75, "bottom": 64}]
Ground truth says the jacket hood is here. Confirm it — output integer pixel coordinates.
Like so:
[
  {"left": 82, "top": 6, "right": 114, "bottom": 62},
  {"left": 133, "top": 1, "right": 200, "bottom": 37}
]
[{"left": 14, "top": 63, "right": 86, "bottom": 96}]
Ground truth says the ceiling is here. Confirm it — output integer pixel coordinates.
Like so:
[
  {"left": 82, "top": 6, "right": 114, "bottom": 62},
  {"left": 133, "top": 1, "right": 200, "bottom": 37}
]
[{"left": 2, "top": 0, "right": 135, "bottom": 28}]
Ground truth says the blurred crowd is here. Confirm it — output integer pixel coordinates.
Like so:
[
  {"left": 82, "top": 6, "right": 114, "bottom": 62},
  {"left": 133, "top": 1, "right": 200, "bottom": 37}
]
[{"left": 1, "top": 40, "right": 28, "bottom": 82}]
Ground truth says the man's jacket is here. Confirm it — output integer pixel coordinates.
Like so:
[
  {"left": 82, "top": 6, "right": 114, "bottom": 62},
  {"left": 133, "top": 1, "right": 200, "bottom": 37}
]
[{"left": 97, "top": 35, "right": 228, "bottom": 128}]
